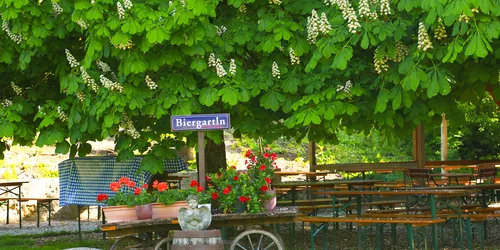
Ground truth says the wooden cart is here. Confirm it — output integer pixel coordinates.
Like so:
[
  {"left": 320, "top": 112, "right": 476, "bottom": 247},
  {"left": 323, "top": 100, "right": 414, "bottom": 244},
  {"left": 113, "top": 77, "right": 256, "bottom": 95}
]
[{"left": 101, "top": 206, "right": 298, "bottom": 250}]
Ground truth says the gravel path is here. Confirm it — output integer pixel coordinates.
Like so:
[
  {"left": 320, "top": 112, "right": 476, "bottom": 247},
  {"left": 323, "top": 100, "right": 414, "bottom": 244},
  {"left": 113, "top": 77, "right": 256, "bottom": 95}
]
[{"left": 0, "top": 219, "right": 101, "bottom": 236}]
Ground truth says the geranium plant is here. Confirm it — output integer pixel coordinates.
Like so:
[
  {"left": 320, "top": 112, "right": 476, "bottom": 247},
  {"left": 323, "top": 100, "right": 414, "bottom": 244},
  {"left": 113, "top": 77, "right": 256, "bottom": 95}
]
[
  {"left": 207, "top": 147, "right": 278, "bottom": 213},
  {"left": 187, "top": 179, "right": 212, "bottom": 204},
  {"left": 97, "top": 176, "right": 155, "bottom": 207},
  {"left": 153, "top": 180, "right": 188, "bottom": 205}
]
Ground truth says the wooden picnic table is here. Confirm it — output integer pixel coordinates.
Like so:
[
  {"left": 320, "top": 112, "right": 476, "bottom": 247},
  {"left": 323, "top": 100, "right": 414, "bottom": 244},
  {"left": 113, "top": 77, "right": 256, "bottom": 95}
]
[
  {"left": 429, "top": 173, "right": 475, "bottom": 186},
  {"left": 101, "top": 206, "right": 298, "bottom": 250},
  {"left": 274, "top": 171, "right": 329, "bottom": 182},
  {"left": 0, "top": 180, "right": 29, "bottom": 228}
]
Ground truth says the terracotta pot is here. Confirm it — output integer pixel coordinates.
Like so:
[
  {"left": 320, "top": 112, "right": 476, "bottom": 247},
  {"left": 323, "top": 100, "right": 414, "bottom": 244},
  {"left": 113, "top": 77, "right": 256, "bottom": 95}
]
[
  {"left": 135, "top": 203, "right": 153, "bottom": 220},
  {"left": 152, "top": 201, "right": 189, "bottom": 219},
  {"left": 102, "top": 205, "right": 138, "bottom": 223},
  {"left": 263, "top": 190, "right": 277, "bottom": 212}
]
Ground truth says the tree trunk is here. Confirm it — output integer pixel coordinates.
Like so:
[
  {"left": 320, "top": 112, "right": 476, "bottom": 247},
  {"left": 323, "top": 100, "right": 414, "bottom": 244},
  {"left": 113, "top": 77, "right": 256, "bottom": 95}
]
[
  {"left": 486, "top": 86, "right": 500, "bottom": 108},
  {"left": 198, "top": 136, "right": 226, "bottom": 176}
]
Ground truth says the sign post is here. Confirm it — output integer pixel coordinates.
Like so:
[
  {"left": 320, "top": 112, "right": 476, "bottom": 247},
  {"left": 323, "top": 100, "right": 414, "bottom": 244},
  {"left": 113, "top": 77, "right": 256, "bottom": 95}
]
[{"left": 171, "top": 114, "right": 230, "bottom": 188}]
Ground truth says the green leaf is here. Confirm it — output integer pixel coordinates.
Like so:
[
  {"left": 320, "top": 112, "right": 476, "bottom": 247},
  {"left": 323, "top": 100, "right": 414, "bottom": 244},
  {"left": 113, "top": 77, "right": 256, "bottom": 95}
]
[
  {"left": 199, "top": 87, "right": 219, "bottom": 106},
  {"left": 86, "top": 7, "right": 103, "bottom": 20},
  {"left": 146, "top": 26, "right": 169, "bottom": 44},
  {"left": 375, "top": 88, "right": 390, "bottom": 113},
  {"left": 260, "top": 90, "right": 286, "bottom": 111},
  {"left": 141, "top": 155, "right": 164, "bottom": 174},
  {"left": 361, "top": 32, "right": 369, "bottom": 49},
  {"left": 78, "top": 142, "right": 92, "bottom": 157},
  {"left": 218, "top": 86, "right": 239, "bottom": 106},
  {"left": 392, "top": 88, "right": 402, "bottom": 110},
  {"left": 0, "top": 119, "right": 15, "bottom": 137},
  {"left": 331, "top": 46, "right": 353, "bottom": 70},
  {"left": 55, "top": 140, "right": 70, "bottom": 154},
  {"left": 303, "top": 110, "right": 321, "bottom": 125},
  {"left": 187, "top": 0, "right": 210, "bottom": 16},
  {"left": 104, "top": 114, "right": 114, "bottom": 128},
  {"left": 427, "top": 71, "right": 440, "bottom": 98},
  {"left": 274, "top": 27, "right": 292, "bottom": 41},
  {"left": 39, "top": 117, "right": 55, "bottom": 129},
  {"left": 190, "top": 57, "right": 207, "bottom": 72},
  {"left": 282, "top": 77, "right": 300, "bottom": 94},
  {"left": 437, "top": 71, "right": 451, "bottom": 95},
  {"left": 402, "top": 91, "right": 413, "bottom": 108},
  {"left": 121, "top": 19, "right": 143, "bottom": 35}
]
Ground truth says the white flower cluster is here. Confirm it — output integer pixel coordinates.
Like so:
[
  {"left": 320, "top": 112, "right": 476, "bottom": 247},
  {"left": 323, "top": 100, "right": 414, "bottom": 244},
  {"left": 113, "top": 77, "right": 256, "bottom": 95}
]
[
  {"left": 77, "top": 91, "right": 86, "bottom": 102},
  {"left": 52, "top": 2, "right": 63, "bottom": 16},
  {"left": 239, "top": 4, "right": 247, "bottom": 13},
  {"left": 459, "top": 9, "right": 479, "bottom": 23},
  {"left": 272, "top": 61, "right": 280, "bottom": 79},
  {"left": 2, "top": 20, "right": 23, "bottom": 44},
  {"left": 180, "top": 0, "right": 186, "bottom": 7},
  {"left": 120, "top": 114, "right": 140, "bottom": 139},
  {"left": 229, "top": 59, "right": 236, "bottom": 75},
  {"left": 111, "top": 39, "right": 134, "bottom": 50},
  {"left": 11, "top": 82, "right": 23, "bottom": 95},
  {"left": 208, "top": 53, "right": 216, "bottom": 67},
  {"left": 373, "top": 54, "right": 388, "bottom": 74},
  {"left": 145, "top": 75, "right": 157, "bottom": 90},
  {"left": 434, "top": 18, "right": 447, "bottom": 41},
  {"left": 77, "top": 19, "right": 88, "bottom": 30},
  {"left": 57, "top": 106, "right": 68, "bottom": 122},
  {"left": 216, "top": 25, "right": 227, "bottom": 36},
  {"left": 215, "top": 59, "right": 227, "bottom": 78},
  {"left": 1, "top": 99, "right": 12, "bottom": 108},
  {"left": 289, "top": 48, "right": 300, "bottom": 65},
  {"left": 417, "top": 22, "right": 433, "bottom": 51},
  {"left": 80, "top": 66, "right": 99, "bottom": 92},
  {"left": 91, "top": 0, "right": 95, "bottom": 5},
  {"left": 123, "top": 0, "right": 133, "bottom": 9},
  {"left": 358, "top": 0, "right": 378, "bottom": 19},
  {"left": 336, "top": 80, "right": 352, "bottom": 94},
  {"left": 269, "top": 0, "right": 281, "bottom": 5},
  {"left": 100, "top": 75, "right": 123, "bottom": 92},
  {"left": 38, "top": 105, "right": 46, "bottom": 116},
  {"left": 307, "top": 10, "right": 320, "bottom": 44},
  {"left": 326, "top": 0, "right": 360, "bottom": 34},
  {"left": 319, "top": 12, "right": 332, "bottom": 34},
  {"left": 96, "top": 60, "right": 111, "bottom": 73},
  {"left": 379, "top": 0, "right": 391, "bottom": 16},
  {"left": 117, "top": 2, "right": 126, "bottom": 19},
  {"left": 65, "top": 49, "right": 79, "bottom": 68},
  {"left": 394, "top": 41, "right": 409, "bottom": 62}
]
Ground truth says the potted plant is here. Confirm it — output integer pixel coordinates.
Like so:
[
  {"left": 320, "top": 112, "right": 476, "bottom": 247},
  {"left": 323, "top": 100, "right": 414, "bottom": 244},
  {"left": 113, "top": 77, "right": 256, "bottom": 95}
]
[
  {"left": 97, "top": 177, "right": 155, "bottom": 222},
  {"left": 151, "top": 180, "right": 189, "bottom": 219},
  {"left": 187, "top": 179, "right": 213, "bottom": 211}
]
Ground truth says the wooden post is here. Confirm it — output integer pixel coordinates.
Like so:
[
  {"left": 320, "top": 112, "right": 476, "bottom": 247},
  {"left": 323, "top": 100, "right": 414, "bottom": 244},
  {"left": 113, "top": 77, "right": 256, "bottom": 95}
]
[
  {"left": 441, "top": 113, "right": 448, "bottom": 174},
  {"left": 198, "top": 131, "right": 206, "bottom": 188},
  {"left": 414, "top": 124, "right": 426, "bottom": 169},
  {"left": 308, "top": 141, "right": 317, "bottom": 182}
]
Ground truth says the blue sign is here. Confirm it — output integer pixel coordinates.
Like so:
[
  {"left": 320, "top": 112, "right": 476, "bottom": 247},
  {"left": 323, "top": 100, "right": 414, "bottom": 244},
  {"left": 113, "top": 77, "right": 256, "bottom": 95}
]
[{"left": 171, "top": 114, "right": 231, "bottom": 131}]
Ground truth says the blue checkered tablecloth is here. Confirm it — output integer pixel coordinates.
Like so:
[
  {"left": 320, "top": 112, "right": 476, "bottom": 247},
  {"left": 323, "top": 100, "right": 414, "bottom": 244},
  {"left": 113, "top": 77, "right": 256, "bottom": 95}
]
[{"left": 58, "top": 156, "right": 187, "bottom": 206}]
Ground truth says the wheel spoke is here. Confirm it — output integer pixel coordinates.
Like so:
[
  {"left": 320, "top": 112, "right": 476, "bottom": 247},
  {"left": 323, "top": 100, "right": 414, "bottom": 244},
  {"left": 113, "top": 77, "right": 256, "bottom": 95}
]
[
  {"left": 262, "top": 241, "right": 276, "bottom": 250},
  {"left": 247, "top": 234, "right": 255, "bottom": 250},
  {"left": 257, "top": 234, "right": 264, "bottom": 249},
  {"left": 236, "top": 243, "right": 249, "bottom": 250}
]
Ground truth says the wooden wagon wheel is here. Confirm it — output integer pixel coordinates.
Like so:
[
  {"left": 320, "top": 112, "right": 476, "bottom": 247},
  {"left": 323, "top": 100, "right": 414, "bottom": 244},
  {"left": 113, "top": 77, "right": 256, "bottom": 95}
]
[
  {"left": 154, "top": 237, "right": 171, "bottom": 250},
  {"left": 230, "top": 229, "right": 284, "bottom": 250},
  {"left": 110, "top": 235, "right": 143, "bottom": 250}
]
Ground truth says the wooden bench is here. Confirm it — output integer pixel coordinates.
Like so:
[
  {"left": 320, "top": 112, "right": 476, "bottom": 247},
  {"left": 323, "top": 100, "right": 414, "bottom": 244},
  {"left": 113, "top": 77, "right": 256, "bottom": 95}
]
[
  {"left": 298, "top": 216, "right": 446, "bottom": 250},
  {"left": 277, "top": 197, "right": 348, "bottom": 206},
  {"left": 1, "top": 197, "right": 59, "bottom": 227},
  {"left": 299, "top": 200, "right": 406, "bottom": 213}
]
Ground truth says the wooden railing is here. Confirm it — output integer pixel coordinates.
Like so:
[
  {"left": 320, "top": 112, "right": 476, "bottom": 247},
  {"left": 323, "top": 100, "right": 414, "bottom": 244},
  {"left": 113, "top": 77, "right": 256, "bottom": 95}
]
[{"left": 313, "top": 160, "right": 500, "bottom": 172}]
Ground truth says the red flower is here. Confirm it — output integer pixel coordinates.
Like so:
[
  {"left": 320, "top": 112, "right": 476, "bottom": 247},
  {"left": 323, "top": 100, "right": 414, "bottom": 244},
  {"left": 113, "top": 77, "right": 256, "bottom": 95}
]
[
  {"left": 110, "top": 182, "right": 121, "bottom": 192},
  {"left": 226, "top": 185, "right": 232, "bottom": 190},
  {"left": 233, "top": 176, "right": 239, "bottom": 181},
  {"left": 263, "top": 152, "right": 270, "bottom": 158},
  {"left": 260, "top": 185, "right": 269, "bottom": 192},
  {"left": 223, "top": 188, "right": 230, "bottom": 195},
  {"left": 118, "top": 177, "right": 130, "bottom": 185},
  {"left": 152, "top": 180, "right": 158, "bottom": 189},
  {"left": 251, "top": 156, "right": 256, "bottom": 162},
  {"left": 271, "top": 153, "right": 277, "bottom": 160},
  {"left": 206, "top": 175, "right": 210, "bottom": 181},
  {"left": 142, "top": 184, "right": 148, "bottom": 189},
  {"left": 211, "top": 192, "right": 219, "bottom": 200},
  {"left": 157, "top": 182, "right": 168, "bottom": 192},
  {"left": 265, "top": 177, "right": 272, "bottom": 184},
  {"left": 190, "top": 180, "right": 199, "bottom": 187},
  {"left": 259, "top": 164, "right": 266, "bottom": 171},
  {"left": 97, "top": 193, "right": 108, "bottom": 202},
  {"left": 127, "top": 181, "right": 136, "bottom": 188},
  {"left": 217, "top": 173, "right": 222, "bottom": 179},
  {"left": 239, "top": 196, "right": 250, "bottom": 203},
  {"left": 231, "top": 165, "right": 237, "bottom": 169},
  {"left": 134, "top": 187, "right": 142, "bottom": 195},
  {"left": 245, "top": 150, "right": 252, "bottom": 157},
  {"left": 196, "top": 186, "right": 204, "bottom": 192}
]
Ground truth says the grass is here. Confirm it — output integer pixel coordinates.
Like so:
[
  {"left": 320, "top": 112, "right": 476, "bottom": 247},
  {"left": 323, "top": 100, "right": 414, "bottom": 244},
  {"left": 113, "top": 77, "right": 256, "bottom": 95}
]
[{"left": 0, "top": 231, "right": 114, "bottom": 250}]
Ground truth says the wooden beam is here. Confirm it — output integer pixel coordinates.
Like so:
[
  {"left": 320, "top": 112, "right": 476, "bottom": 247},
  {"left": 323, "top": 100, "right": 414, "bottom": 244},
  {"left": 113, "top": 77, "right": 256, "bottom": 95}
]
[
  {"left": 315, "top": 162, "right": 417, "bottom": 171},
  {"left": 415, "top": 123, "right": 425, "bottom": 169},
  {"left": 308, "top": 141, "right": 316, "bottom": 172}
]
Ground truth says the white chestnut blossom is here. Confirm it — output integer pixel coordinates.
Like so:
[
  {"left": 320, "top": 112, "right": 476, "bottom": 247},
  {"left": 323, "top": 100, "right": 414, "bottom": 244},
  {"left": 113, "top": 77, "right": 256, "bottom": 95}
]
[
  {"left": 96, "top": 60, "right": 111, "bottom": 73},
  {"left": 394, "top": 41, "right": 409, "bottom": 62},
  {"left": 77, "top": 19, "right": 88, "bottom": 30},
  {"left": 326, "top": 0, "right": 360, "bottom": 33},
  {"left": 307, "top": 10, "right": 320, "bottom": 44},
  {"left": 91, "top": 0, "right": 95, "bottom": 5},
  {"left": 145, "top": 75, "right": 158, "bottom": 90},
  {"left": 289, "top": 48, "right": 300, "bottom": 65},
  {"left": 379, "top": 0, "right": 391, "bottom": 15},
  {"left": 120, "top": 114, "right": 140, "bottom": 139},
  {"left": 272, "top": 61, "right": 280, "bottom": 79},
  {"left": 65, "top": 49, "right": 79, "bottom": 68},
  {"left": 2, "top": 20, "right": 23, "bottom": 44},
  {"left": 208, "top": 53, "right": 216, "bottom": 67},
  {"left": 373, "top": 53, "right": 389, "bottom": 74},
  {"left": 336, "top": 80, "right": 352, "bottom": 94},
  {"left": 215, "top": 59, "right": 227, "bottom": 78},
  {"left": 239, "top": 4, "right": 247, "bottom": 13},
  {"left": 434, "top": 18, "right": 447, "bottom": 41},
  {"left": 100, "top": 75, "right": 123, "bottom": 92},
  {"left": 52, "top": 2, "right": 63, "bottom": 16},
  {"left": 123, "top": 0, "right": 133, "bottom": 9},
  {"left": 216, "top": 25, "right": 227, "bottom": 36},
  {"left": 358, "top": 0, "right": 378, "bottom": 20},
  {"left": 111, "top": 39, "right": 134, "bottom": 50},
  {"left": 229, "top": 59, "right": 236, "bottom": 75},
  {"left": 269, "top": 0, "right": 282, "bottom": 5},
  {"left": 57, "top": 106, "right": 68, "bottom": 122},
  {"left": 76, "top": 92, "right": 86, "bottom": 102},
  {"left": 79, "top": 66, "right": 99, "bottom": 92},
  {"left": 117, "top": 2, "right": 125, "bottom": 19},
  {"left": 1, "top": 99, "right": 12, "bottom": 108},
  {"left": 319, "top": 12, "right": 332, "bottom": 34},
  {"left": 417, "top": 22, "right": 433, "bottom": 51},
  {"left": 11, "top": 82, "right": 22, "bottom": 95}
]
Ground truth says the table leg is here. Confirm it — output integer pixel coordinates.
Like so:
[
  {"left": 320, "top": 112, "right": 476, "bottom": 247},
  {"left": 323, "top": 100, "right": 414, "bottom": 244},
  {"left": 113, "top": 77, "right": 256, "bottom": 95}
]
[
  {"left": 78, "top": 205, "right": 82, "bottom": 241},
  {"left": 291, "top": 187, "right": 297, "bottom": 206},
  {"left": 430, "top": 195, "right": 438, "bottom": 250},
  {"left": 18, "top": 185, "right": 22, "bottom": 228},
  {"left": 6, "top": 199, "right": 9, "bottom": 224}
]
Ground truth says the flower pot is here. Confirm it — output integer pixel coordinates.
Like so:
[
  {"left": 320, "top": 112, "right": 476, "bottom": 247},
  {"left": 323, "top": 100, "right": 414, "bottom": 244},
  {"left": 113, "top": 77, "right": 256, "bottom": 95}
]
[
  {"left": 234, "top": 200, "right": 247, "bottom": 213},
  {"left": 136, "top": 203, "right": 153, "bottom": 220},
  {"left": 102, "top": 205, "right": 138, "bottom": 223},
  {"left": 152, "top": 201, "right": 189, "bottom": 219},
  {"left": 263, "top": 190, "right": 277, "bottom": 212}
]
